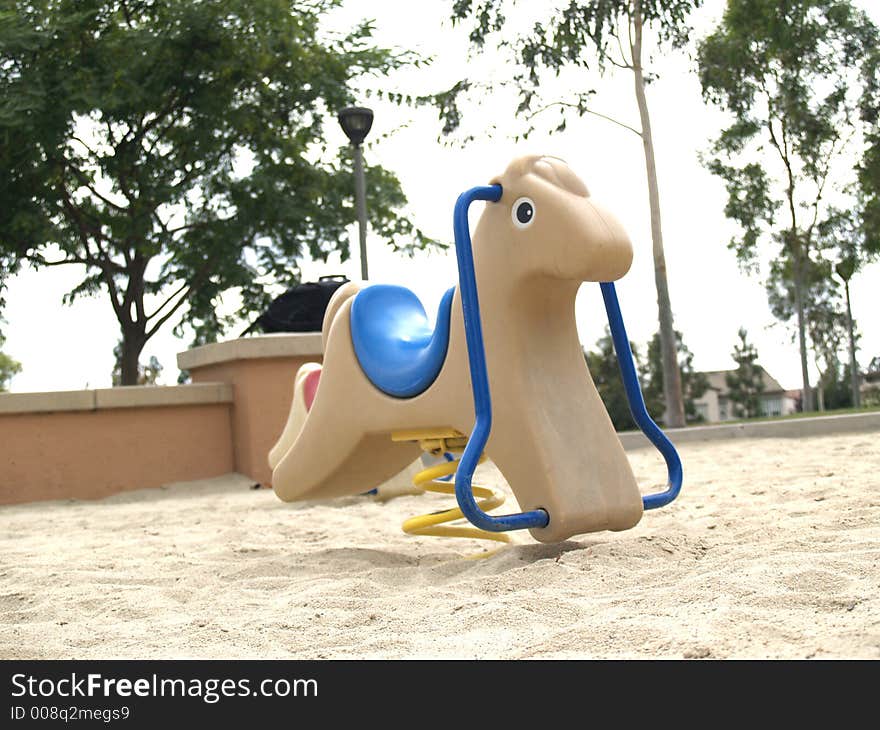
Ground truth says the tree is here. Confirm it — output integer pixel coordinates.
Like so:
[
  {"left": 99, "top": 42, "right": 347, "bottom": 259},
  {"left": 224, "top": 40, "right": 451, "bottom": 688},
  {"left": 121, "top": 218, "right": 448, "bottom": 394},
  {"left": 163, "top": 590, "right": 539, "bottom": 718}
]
[
  {"left": 853, "top": 43, "right": 880, "bottom": 405},
  {"left": 864, "top": 356, "right": 880, "bottom": 406},
  {"left": 820, "top": 361, "right": 856, "bottom": 410},
  {"left": 833, "top": 257, "right": 860, "bottom": 407},
  {"left": 643, "top": 329, "right": 708, "bottom": 424},
  {"left": 725, "top": 327, "right": 764, "bottom": 418},
  {"left": 860, "top": 39, "right": 880, "bottom": 245},
  {"left": 584, "top": 328, "right": 640, "bottom": 431},
  {"left": 447, "top": 0, "right": 702, "bottom": 427},
  {"left": 766, "top": 254, "right": 849, "bottom": 410},
  {"left": 801, "top": 285, "right": 848, "bottom": 411},
  {"left": 0, "top": 334, "right": 21, "bottom": 392},
  {"left": 820, "top": 202, "right": 880, "bottom": 409},
  {"left": 698, "top": 0, "right": 879, "bottom": 412},
  {"left": 0, "top": 0, "right": 434, "bottom": 384},
  {"left": 111, "top": 343, "right": 162, "bottom": 386}
]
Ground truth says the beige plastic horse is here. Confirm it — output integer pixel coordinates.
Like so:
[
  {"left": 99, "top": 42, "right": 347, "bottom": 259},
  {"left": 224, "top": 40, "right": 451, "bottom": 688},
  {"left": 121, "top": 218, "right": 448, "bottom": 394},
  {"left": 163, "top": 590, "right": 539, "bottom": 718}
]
[{"left": 270, "top": 155, "right": 643, "bottom": 543}]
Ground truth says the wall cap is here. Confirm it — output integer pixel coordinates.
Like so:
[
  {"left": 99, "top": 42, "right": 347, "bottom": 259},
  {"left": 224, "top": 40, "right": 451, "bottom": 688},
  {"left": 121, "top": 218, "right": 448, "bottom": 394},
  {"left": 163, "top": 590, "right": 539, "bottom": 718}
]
[
  {"left": 177, "top": 333, "right": 323, "bottom": 371},
  {"left": 0, "top": 383, "right": 233, "bottom": 415},
  {"left": 619, "top": 410, "right": 880, "bottom": 450}
]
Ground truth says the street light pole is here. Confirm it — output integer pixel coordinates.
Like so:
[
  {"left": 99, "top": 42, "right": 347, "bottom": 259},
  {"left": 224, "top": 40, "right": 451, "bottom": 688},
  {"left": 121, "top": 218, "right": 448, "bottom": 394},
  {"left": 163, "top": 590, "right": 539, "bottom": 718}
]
[
  {"left": 337, "top": 106, "right": 374, "bottom": 281},
  {"left": 352, "top": 142, "right": 369, "bottom": 280},
  {"left": 843, "top": 278, "right": 860, "bottom": 408},
  {"left": 835, "top": 259, "right": 861, "bottom": 409}
]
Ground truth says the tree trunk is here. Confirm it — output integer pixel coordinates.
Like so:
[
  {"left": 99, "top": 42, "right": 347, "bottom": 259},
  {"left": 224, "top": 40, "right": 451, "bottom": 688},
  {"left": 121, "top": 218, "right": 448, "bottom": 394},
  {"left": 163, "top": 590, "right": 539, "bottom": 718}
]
[
  {"left": 792, "top": 254, "right": 813, "bottom": 412},
  {"left": 844, "top": 279, "right": 860, "bottom": 408},
  {"left": 631, "top": 1, "right": 685, "bottom": 427},
  {"left": 116, "top": 253, "right": 149, "bottom": 386},
  {"left": 119, "top": 326, "right": 145, "bottom": 386}
]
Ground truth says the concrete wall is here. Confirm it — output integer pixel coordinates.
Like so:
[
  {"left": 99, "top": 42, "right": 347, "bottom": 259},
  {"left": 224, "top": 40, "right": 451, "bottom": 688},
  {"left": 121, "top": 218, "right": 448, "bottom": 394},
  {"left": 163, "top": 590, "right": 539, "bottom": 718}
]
[
  {"left": 5, "top": 330, "right": 876, "bottom": 506},
  {"left": 619, "top": 410, "right": 880, "bottom": 450},
  {"left": 0, "top": 334, "right": 324, "bottom": 505},
  {"left": 0, "top": 384, "right": 234, "bottom": 505}
]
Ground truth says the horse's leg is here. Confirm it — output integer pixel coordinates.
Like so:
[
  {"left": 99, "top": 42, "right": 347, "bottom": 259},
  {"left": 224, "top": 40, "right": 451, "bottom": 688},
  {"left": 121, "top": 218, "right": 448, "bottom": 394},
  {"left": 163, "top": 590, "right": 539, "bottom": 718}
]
[
  {"left": 322, "top": 281, "right": 361, "bottom": 352},
  {"left": 272, "top": 296, "right": 421, "bottom": 501},
  {"left": 267, "top": 362, "right": 321, "bottom": 471},
  {"left": 267, "top": 282, "right": 361, "bottom": 472}
]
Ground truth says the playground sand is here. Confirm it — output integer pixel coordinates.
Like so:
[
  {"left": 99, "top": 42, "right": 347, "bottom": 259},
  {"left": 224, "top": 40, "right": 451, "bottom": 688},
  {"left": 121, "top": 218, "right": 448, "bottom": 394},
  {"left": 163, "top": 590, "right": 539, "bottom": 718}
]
[{"left": 1, "top": 431, "right": 878, "bottom": 659}]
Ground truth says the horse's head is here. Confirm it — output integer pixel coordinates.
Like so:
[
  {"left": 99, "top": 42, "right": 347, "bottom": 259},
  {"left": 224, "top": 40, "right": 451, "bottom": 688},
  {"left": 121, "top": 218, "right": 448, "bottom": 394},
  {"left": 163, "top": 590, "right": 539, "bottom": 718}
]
[{"left": 473, "top": 155, "right": 633, "bottom": 284}]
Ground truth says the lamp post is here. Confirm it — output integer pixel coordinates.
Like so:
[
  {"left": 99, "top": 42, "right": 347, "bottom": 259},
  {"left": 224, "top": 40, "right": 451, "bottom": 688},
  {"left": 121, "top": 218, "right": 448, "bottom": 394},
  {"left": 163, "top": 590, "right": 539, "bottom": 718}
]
[
  {"left": 337, "top": 106, "right": 374, "bottom": 280},
  {"left": 835, "top": 258, "right": 861, "bottom": 408}
]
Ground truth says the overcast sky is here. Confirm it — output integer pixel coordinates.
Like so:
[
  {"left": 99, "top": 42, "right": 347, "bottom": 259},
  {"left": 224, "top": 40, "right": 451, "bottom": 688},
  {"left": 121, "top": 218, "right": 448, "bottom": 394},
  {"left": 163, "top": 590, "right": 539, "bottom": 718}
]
[{"left": 4, "top": 0, "right": 879, "bottom": 393}]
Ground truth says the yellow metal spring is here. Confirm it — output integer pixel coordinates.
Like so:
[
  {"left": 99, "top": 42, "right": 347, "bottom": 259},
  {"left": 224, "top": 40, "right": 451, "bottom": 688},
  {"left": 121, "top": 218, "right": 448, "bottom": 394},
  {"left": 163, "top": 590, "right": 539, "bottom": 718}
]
[{"left": 391, "top": 429, "right": 511, "bottom": 550}]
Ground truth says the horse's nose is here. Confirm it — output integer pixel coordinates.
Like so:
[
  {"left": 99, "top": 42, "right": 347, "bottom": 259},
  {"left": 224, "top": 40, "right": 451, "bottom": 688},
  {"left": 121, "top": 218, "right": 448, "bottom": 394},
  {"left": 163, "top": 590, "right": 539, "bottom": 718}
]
[{"left": 581, "top": 200, "right": 633, "bottom": 281}]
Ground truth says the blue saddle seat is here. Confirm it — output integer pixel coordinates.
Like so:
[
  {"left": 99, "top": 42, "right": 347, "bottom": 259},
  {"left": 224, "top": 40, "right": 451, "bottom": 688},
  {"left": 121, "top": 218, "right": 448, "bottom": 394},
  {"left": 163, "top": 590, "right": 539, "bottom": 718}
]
[{"left": 350, "top": 285, "right": 455, "bottom": 398}]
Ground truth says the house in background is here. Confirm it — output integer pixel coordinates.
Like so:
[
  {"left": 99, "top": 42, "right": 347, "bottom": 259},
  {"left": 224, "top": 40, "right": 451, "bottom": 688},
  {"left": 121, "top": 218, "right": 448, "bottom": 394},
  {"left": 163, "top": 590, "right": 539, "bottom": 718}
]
[
  {"left": 861, "top": 366, "right": 880, "bottom": 406},
  {"left": 693, "top": 368, "right": 799, "bottom": 423}
]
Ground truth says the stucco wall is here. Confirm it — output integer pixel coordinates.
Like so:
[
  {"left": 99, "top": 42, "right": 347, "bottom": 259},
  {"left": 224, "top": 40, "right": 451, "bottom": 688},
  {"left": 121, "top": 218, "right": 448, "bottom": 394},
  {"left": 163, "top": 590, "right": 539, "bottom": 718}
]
[
  {"left": 0, "top": 335, "right": 324, "bottom": 505},
  {"left": 178, "top": 334, "right": 324, "bottom": 486},
  {"left": 0, "top": 384, "right": 234, "bottom": 505}
]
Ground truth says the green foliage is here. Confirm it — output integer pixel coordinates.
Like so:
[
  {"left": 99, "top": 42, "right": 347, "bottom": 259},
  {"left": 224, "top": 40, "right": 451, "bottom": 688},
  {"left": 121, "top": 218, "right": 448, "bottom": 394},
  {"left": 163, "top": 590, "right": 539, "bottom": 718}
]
[
  {"left": 766, "top": 247, "right": 862, "bottom": 414},
  {"left": 864, "top": 356, "right": 880, "bottom": 406},
  {"left": 586, "top": 326, "right": 707, "bottom": 430},
  {"left": 643, "top": 330, "right": 708, "bottom": 424},
  {"left": 766, "top": 254, "right": 849, "bottom": 379},
  {"left": 725, "top": 327, "right": 764, "bottom": 418},
  {"left": 821, "top": 361, "right": 855, "bottom": 410},
  {"left": 0, "top": 334, "right": 21, "bottom": 391},
  {"left": 443, "top": 0, "right": 703, "bottom": 138},
  {"left": 819, "top": 205, "right": 880, "bottom": 280},
  {"left": 861, "top": 129, "right": 880, "bottom": 246},
  {"left": 447, "top": 1, "right": 701, "bottom": 427},
  {"left": 704, "top": 159, "right": 777, "bottom": 273},
  {"left": 699, "top": 0, "right": 878, "bottom": 264},
  {"left": 698, "top": 1, "right": 879, "bottom": 406},
  {"left": 0, "top": 0, "right": 435, "bottom": 383},
  {"left": 584, "top": 328, "right": 639, "bottom": 432},
  {"left": 111, "top": 341, "right": 162, "bottom": 386},
  {"left": 0, "top": 351, "right": 20, "bottom": 391},
  {"left": 857, "top": 16, "right": 880, "bottom": 246},
  {"left": 0, "top": 324, "right": 21, "bottom": 391},
  {"left": 861, "top": 386, "right": 880, "bottom": 407}
]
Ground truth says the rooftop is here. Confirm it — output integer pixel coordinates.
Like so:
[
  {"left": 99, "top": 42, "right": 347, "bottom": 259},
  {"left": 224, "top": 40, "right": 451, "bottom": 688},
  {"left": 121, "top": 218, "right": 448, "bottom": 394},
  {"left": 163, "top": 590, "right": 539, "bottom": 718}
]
[{"left": 701, "top": 366, "right": 787, "bottom": 396}]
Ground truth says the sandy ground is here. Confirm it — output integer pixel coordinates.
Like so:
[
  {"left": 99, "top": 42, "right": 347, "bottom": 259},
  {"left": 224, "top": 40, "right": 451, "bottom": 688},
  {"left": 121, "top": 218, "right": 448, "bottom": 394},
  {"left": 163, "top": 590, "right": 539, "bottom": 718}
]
[{"left": 1, "top": 432, "right": 878, "bottom": 659}]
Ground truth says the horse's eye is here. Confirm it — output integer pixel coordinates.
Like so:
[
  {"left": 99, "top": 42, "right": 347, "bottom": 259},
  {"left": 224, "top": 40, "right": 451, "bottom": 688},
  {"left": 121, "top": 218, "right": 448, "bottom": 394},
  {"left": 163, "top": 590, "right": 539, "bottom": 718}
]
[{"left": 511, "top": 197, "right": 535, "bottom": 229}]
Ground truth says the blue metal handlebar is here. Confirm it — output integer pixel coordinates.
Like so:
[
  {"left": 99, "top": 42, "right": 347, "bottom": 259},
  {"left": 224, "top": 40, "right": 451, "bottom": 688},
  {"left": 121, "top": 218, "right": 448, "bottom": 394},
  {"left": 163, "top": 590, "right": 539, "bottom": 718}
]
[
  {"left": 452, "top": 185, "right": 549, "bottom": 532},
  {"left": 600, "top": 281, "right": 683, "bottom": 509},
  {"left": 451, "top": 185, "right": 683, "bottom": 533}
]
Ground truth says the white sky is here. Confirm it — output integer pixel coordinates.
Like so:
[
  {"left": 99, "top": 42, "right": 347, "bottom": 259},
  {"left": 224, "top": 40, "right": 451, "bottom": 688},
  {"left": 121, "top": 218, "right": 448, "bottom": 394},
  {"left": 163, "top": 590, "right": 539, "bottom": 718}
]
[{"left": 4, "top": 0, "right": 879, "bottom": 392}]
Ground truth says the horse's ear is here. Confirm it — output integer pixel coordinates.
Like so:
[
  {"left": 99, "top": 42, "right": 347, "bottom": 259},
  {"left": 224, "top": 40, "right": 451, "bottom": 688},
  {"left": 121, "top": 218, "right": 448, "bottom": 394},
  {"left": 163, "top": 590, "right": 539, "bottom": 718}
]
[{"left": 533, "top": 158, "right": 589, "bottom": 197}]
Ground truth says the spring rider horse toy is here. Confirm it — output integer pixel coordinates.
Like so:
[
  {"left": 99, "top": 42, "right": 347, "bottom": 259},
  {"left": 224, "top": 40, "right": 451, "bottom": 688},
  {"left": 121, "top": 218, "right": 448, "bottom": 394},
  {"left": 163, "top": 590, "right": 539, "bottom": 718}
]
[{"left": 269, "top": 155, "right": 682, "bottom": 548}]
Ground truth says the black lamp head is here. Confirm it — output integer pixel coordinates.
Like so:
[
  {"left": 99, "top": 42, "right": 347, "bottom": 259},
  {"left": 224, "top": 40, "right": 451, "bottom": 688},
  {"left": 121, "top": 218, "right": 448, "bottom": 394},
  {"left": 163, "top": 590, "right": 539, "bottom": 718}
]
[
  {"left": 835, "top": 257, "right": 856, "bottom": 282},
  {"left": 337, "top": 106, "right": 374, "bottom": 146}
]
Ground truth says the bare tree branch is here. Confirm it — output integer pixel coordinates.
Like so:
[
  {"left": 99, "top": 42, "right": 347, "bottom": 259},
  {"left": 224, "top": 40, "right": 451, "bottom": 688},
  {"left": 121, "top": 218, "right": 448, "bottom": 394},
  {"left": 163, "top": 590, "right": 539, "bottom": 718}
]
[
  {"left": 606, "top": 55, "right": 634, "bottom": 70},
  {"left": 145, "top": 281, "right": 195, "bottom": 340},
  {"left": 66, "top": 163, "right": 128, "bottom": 212},
  {"left": 36, "top": 256, "right": 89, "bottom": 267},
  {"left": 615, "top": 14, "right": 633, "bottom": 68},
  {"left": 70, "top": 135, "right": 100, "bottom": 158},
  {"left": 145, "top": 279, "right": 189, "bottom": 323},
  {"left": 806, "top": 127, "right": 855, "bottom": 237},
  {"left": 763, "top": 107, "right": 798, "bottom": 234},
  {"left": 525, "top": 100, "right": 642, "bottom": 136}
]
